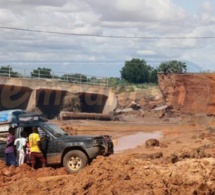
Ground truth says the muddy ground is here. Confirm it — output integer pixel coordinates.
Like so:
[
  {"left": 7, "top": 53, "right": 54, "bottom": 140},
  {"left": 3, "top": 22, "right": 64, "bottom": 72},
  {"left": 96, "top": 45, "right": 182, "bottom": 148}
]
[{"left": 1, "top": 114, "right": 215, "bottom": 195}]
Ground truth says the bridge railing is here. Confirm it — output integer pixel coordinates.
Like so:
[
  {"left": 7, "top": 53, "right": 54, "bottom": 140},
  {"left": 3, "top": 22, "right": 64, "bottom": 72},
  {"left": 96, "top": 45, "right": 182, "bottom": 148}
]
[{"left": 0, "top": 66, "right": 109, "bottom": 87}]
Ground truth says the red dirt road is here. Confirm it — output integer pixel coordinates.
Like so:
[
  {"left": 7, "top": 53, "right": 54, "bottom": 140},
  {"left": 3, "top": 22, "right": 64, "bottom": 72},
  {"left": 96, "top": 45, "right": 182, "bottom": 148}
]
[{"left": 1, "top": 117, "right": 215, "bottom": 195}]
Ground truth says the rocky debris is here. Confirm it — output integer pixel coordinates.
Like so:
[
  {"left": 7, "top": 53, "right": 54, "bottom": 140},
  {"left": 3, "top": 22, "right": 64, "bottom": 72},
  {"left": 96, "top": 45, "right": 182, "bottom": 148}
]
[
  {"left": 113, "top": 101, "right": 144, "bottom": 121},
  {"left": 159, "top": 110, "right": 165, "bottom": 118},
  {"left": 114, "top": 108, "right": 133, "bottom": 114},
  {"left": 152, "top": 105, "right": 168, "bottom": 118},
  {"left": 152, "top": 105, "right": 168, "bottom": 111},
  {"left": 160, "top": 143, "right": 168, "bottom": 148},
  {"left": 61, "top": 93, "right": 81, "bottom": 112},
  {"left": 129, "top": 100, "right": 141, "bottom": 110},
  {"left": 169, "top": 145, "right": 215, "bottom": 164},
  {"left": 148, "top": 152, "right": 163, "bottom": 159},
  {"left": 207, "top": 126, "right": 215, "bottom": 133},
  {"left": 132, "top": 152, "right": 163, "bottom": 160},
  {"left": 198, "top": 132, "right": 215, "bottom": 140},
  {"left": 59, "top": 112, "right": 111, "bottom": 121},
  {"left": 116, "top": 88, "right": 165, "bottom": 120},
  {"left": 138, "top": 109, "right": 144, "bottom": 117},
  {"left": 145, "top": 139, "right": 160, "bottom": 148}
]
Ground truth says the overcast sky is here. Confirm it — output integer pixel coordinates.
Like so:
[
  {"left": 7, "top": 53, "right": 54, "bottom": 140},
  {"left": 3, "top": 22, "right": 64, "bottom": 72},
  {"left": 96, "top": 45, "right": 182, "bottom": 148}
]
[{"left": 0, "top": 0, "right": 215, "bottom": 77}]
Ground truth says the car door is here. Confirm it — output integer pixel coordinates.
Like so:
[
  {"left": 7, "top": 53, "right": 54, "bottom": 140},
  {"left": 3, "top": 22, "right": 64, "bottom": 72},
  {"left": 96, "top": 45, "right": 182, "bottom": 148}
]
[{"left": 38, "top": 126, "right": 61, "bottom": 165}]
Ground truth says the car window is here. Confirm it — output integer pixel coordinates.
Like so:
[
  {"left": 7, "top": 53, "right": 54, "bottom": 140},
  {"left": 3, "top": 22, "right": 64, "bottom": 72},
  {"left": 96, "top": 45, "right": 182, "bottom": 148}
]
[{"left": 43, "top": 123, "right": 67, "bottom": 137}]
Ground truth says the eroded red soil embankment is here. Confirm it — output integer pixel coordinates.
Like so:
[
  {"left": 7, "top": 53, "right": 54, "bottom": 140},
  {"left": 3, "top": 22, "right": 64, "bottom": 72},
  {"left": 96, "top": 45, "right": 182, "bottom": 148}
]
[{"left": 158, "top": 73, "right": 215, "bottom": 114}]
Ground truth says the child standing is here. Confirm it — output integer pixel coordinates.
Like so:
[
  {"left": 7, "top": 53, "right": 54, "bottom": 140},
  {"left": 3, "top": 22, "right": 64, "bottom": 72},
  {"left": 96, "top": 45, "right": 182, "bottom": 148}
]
[
  {"left": 25, "top": 141, "right": 31, "bottom": 165},
  {"left": 14, "top": 131, "right": 27, "bottom": 166}
]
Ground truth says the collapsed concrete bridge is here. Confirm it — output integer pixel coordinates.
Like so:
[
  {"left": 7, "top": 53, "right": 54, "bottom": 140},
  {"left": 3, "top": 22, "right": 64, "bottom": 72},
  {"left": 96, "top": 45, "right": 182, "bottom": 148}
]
[{"left": 0, "top": 77, "right": 117, "bottom": 119}]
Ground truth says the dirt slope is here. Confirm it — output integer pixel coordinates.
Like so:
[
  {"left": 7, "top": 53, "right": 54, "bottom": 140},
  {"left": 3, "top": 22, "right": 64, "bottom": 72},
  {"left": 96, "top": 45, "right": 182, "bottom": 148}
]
[
  {"left": 2, "top": 154, "right": 215, "bottom": 194},
  {"left": 158, "top": 73, "right": 215, "bottom": 114}
]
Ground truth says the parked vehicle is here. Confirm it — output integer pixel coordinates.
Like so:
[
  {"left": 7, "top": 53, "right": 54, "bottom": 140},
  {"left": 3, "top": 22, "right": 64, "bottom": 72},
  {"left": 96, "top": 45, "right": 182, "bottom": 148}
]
[
  {"left": 0, "top": 109, "right": 26, "bottom": 132},
  {"left": 0, "top": 113, "right": 114, "bottom": 173}
]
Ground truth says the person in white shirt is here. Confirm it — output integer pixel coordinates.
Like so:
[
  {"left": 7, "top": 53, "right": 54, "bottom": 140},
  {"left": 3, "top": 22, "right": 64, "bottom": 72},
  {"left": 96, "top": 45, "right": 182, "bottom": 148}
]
[{"left": 14, "top": 131, "right": 27, "bottom": 166}]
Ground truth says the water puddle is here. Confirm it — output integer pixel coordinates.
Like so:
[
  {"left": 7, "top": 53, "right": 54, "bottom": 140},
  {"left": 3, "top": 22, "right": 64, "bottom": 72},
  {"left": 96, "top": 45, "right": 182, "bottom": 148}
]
[{"left": 113, "top": 131, "right": 163, "bottom": 152}]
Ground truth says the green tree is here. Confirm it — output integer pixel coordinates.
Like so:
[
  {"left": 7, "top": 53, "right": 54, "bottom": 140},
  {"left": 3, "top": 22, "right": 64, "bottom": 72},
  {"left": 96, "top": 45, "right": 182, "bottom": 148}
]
[
  {"left": 109, "top": 77, "right": 120, "bottom": 86},
  {"left": 31, "top": 67, "right": 52, "bottom": 78},
  {"left": 0, "top": 65, "right": 20, "bottom": 77},
  {"left": 120, "top": 58, "right": 151, "bottom": 83},
  {"left": 61, "top": 73, "right": 87, "bottom": 83},
  {"left": 61, "top": 74, "right": 73, "bottom": 81},
  {"left": 149, "top": 68, "right": 158, "bottom": 83},
  {"left": 158, "top": 60, "right": 187, "bottom": 74},
  {"left": 72, "top": 73, "right": 87, "bottom": 82}
]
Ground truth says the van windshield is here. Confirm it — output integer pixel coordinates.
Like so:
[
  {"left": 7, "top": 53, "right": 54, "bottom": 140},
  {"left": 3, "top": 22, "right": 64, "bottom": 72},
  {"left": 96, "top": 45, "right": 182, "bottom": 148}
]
[{"left": 43, "top": 123, "right": 67, "bottom": 137}]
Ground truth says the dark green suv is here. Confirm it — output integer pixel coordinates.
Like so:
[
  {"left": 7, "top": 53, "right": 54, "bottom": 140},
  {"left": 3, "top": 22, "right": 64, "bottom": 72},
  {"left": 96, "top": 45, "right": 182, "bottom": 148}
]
[{"left": 0, "top": 113, "right": 114, "bottom": 173}]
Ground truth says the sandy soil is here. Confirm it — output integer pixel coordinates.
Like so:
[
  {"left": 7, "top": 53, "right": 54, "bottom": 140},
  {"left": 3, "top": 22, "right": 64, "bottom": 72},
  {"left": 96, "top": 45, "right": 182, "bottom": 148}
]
[{"left": 1, "top": 115, "right": 215, "bottom": 195}]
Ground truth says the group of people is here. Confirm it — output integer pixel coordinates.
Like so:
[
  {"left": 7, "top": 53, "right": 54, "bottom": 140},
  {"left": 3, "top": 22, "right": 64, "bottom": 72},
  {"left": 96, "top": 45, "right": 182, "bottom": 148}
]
[{"left": 5, "top": 126, "right": 46, "bottom": 168}]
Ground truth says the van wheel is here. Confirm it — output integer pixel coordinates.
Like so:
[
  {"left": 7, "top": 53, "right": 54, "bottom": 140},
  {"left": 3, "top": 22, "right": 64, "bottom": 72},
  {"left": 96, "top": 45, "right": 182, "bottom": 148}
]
[{"left": 63, "top": 150, "right": 88, "bottom": 173}]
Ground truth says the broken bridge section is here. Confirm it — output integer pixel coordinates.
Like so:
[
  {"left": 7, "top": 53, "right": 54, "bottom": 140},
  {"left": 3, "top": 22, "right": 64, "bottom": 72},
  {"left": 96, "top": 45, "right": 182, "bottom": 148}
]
[
  {"left": 0, "top": 77, "right": 117, "bottom": 119},
  {"left": 36, "top": 89, "right": 67, "bottom": 119},
  {"left": 79, "top": 93, "right": 108, "bottom": 113}
]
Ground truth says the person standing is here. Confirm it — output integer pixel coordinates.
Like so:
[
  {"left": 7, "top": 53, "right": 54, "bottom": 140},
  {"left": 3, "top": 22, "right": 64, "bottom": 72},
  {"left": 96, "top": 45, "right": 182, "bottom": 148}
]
[
  {"left": 37, "top": 127, "right": 47, "bottom": 144},
  {"left": 25, "top": 141, "right": 31, "bottom": 165},
  {"left": 37, "top": 127, "right": 48, "bottom": 157},
  {"left": 29, "top": 127, "right": 46, "bottom": 168},
  {"left": 5, "top": 127, "right": 17, "bottom": 166},
  {"left": 14, "top": 131, "right": 27, "bottom": 166}
]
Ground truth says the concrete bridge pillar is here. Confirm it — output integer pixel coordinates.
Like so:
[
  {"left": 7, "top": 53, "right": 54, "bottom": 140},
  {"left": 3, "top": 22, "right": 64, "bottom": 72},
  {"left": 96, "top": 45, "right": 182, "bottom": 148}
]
[
  {"left": 26, "top": 89, "right": 37, "bottom": 111},
  {"left": 102, "top": 90, "right": 117, "bottom": 114}
]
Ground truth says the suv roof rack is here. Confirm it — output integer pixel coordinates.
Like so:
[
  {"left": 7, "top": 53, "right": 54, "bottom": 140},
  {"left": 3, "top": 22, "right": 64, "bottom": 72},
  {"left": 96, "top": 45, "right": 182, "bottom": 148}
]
[{"left": 18, "top": 113, "right": 47, "bottom": 123}]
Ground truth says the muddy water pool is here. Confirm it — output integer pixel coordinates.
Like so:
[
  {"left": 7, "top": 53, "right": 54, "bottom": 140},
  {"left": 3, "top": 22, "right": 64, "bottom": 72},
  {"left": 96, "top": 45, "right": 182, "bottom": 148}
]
[{"left": 113, "top": 131, "right": 163, "bottom": 152}]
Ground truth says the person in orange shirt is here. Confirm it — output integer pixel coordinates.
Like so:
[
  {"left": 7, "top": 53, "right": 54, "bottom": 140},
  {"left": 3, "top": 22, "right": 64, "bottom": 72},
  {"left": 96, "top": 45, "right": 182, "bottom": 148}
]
[{"left": 29, "top": 127, "right": 46, "bottom": 168}]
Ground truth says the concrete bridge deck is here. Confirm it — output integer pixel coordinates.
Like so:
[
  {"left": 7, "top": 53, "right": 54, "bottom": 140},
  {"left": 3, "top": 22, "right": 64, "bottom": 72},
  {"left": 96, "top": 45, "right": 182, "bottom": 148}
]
[{"left": 0, "top": 77, "right": 117, "bottom": 118}]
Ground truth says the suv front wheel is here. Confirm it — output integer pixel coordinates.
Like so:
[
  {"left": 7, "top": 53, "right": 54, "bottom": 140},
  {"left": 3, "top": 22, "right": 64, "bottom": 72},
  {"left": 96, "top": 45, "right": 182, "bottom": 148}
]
[{"left": 63, "top": 150, "right": 88, "bottom": 173}]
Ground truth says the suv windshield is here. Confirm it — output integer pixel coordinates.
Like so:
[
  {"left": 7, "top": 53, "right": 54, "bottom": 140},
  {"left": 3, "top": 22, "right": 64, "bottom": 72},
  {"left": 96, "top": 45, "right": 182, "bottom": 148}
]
[{"left": 43, "top": 123, "right": 67, "bottom": 137}]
